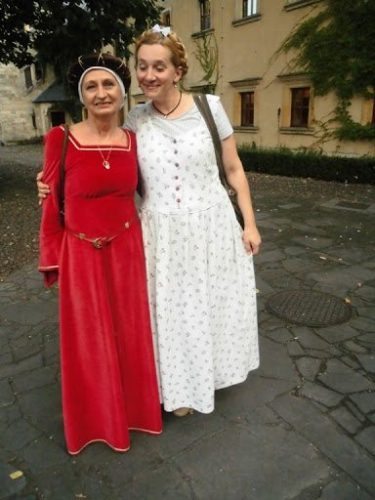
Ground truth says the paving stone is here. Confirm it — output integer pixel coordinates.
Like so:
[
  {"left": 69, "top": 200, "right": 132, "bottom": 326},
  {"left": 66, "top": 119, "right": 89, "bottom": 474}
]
[
  {"left": 356, "top": 307, "right": 375, "bottom": 320},
  {"left": 0, "top": 300, "right": 57, "bottom": 326},
  {"left": 320, "top": 478, "right": 373, "bottom": 500},
  {"left": 120, "top": 462, "right": 193, "bottom": 500},
  {"left": 287, "top": 340, "right": 305, "bottom": 356},
  {"left": 21, "top": 437, "right": 69, "bottom": 475},
  {"left": 0, "top": 379, "right": 14, "bottom": 408},
  {"left": 172, "top": 423, "right": 331, "bottom": 500},
  {"left": 344, "top": 340, "right": 368, "bottom": 355},
  {"left": 18, "top": 385, "right": 63, "bottom": 440},
  {"left": 0, "top": 354, "right": 43, "bottom": 380},
  {"left": 355, "top": 285, "right": 375, "bottom": 302},
  {"left": 357, "top": 333, "right": 375, "bottom": 349},
  {"left": 299, "top": 381, "right": 343, "bottom": 407},
  {"left": 32, "top": 466, "right": 79, "bottom": 500},
  {"left": 257, "top": 337, "right": 298, "bottom": 382},
  {"left": 254, "top": 274, "right": 274, "bottom": 294},
  {"left": 349, "top": 317, "right": 375, "bottom": 333},
  {"left": 12, "top": 366, "right": 57, "bottom": 394},
  {"left": 255, "top": 249, "right": 285, "bottom": 264},
  {"left": 349, "top": 393, "right": 375, "bottom": 414},
  {"left": 0, "top": 462, "right": 27, "bottom": 499},
  {"left": 356, "top": 354, "right": 375, "bottom": 374},
  {"left": 303, "top": 349, "right": 330, "bottom": 359},
  {"left": 345, "top": 401, "right": 367, "bottom": 423},
  {"left": 292, "top": 236, "right": 333, "bottom": 249},
  {"left": 282, "top": 258, "right": 321, "bottom": 274},
  {"left": 0, "top": 418, "right": 42, "bottom": 451},
  {"left": 270, "top": 394, "right": 375, "bottom": 496},
  {"left": 291, "top": 327, "right": 331, "bottom": 351},
  {"left": 11, "top": 340, "right": 42, "bottom": 363},
  {"left": 307, "top": 267, "right": 375, "bottom": 288},
  {"left": 290, "top": 223, "right": 329, "bottom": 235},
  {"left": 278, "top": 203, "right": 301, "bottom": 210},
  {"left": 216, "top": 375, "right": 296, "bottom": 422},
  {"left": 355, "top": 427, "right": 375, "bottom": 456},
  {"left": 318, "top": 359, "right": 374, "bottom": 393},
  {"left": 284, "top": 246, "right": 306, "bottom": 256},
  {"left": 342, "top": 356, "right": 361, "bottom": 370},
  {"left": 264, "top": 327, "right": 293, "bottom": 343},
  {"left": 330, "top": 407, "right": 363, "bottom": 434},
  {"left": 316, "top": 324, "right": 360, "bottom": 343},
  {"left": 295, "top": 357, "right": 322, "bottom": 381}
]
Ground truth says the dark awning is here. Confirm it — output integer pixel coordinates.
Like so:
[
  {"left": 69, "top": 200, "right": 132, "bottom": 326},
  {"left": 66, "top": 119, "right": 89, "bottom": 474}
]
[{"left": 33, "top": 82, "right": 72, "bottom": 103}]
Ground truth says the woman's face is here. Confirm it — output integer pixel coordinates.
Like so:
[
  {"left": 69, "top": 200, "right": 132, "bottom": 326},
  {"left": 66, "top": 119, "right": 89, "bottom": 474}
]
[
  {"left": 81, "top": 69, "right": 123, "bottom": 117},
  {"left": 136, "top": 44, "right": 182, "bottom": 101}
]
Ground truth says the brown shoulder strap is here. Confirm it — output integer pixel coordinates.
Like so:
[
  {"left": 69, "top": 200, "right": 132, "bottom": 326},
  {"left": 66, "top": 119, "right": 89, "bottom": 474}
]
[
  {"left": 193, "top": 94, "right": 228, "bottom": 187},
  {"left": 58, "top": 124, "right": 69, "bottom": 226}
]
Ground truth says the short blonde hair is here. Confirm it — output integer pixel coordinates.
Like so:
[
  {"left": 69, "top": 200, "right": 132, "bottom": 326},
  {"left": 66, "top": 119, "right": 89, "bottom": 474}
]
[{"left": 135, "top": 30, "right": 188, "bottom": 78}]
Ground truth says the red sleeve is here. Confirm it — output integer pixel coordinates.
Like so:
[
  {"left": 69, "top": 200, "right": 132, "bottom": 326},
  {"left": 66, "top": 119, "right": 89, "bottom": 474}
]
[{"left": 38, "top": 126, "right": 66, "bottom": 287}]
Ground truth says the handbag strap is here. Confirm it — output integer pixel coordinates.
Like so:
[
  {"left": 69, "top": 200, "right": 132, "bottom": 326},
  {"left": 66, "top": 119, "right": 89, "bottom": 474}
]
[
  {"left": 58, "top": 124, "right": 69, "bottom": 226},
  {"left": 193, "top": 94, "right": 228, "bottom": 188}
]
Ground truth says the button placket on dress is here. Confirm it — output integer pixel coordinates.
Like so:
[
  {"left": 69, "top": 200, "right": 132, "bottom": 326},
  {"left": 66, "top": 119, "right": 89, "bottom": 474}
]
[{"left": 172, "top": 138, "right": 182, "bottom": 207}]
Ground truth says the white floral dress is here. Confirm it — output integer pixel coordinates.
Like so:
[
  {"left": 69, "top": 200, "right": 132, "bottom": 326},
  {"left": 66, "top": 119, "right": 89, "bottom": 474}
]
[{"left": 126, "top": 95, "right": 259, "bottom": 413}]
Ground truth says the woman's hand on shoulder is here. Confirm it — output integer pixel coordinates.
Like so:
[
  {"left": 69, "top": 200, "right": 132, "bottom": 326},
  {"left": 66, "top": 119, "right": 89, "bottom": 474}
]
[
  {"left": 36, "top": 171, "right": 50, "bottom": 205},
  {"left": 242, "top": 225, "right": 262, "bottom": 255}
]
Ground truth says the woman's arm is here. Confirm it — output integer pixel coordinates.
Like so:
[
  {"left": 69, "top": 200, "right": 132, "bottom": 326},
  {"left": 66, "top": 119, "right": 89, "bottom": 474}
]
[
  {"left": 221, "top": 135, "right": 261, "bottom": 255},
  {"left": 38, "top": 127, "right": 66, "bottom": 286}
]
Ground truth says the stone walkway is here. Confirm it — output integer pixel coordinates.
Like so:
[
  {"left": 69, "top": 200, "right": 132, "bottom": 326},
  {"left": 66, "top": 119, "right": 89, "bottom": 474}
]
[{"left": 0, "top": 150, "right": 375, "bottom": 499}]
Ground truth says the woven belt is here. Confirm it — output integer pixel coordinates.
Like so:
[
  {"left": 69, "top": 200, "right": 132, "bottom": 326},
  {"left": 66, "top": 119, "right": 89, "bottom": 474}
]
[{"left": 68, "top": 217, "right": 138, "bottom": 249}]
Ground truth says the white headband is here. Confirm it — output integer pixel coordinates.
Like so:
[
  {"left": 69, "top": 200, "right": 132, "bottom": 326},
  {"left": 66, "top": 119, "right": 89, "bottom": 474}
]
[{"left": 78, "top": 66, "right": 126, "bottom": 105}]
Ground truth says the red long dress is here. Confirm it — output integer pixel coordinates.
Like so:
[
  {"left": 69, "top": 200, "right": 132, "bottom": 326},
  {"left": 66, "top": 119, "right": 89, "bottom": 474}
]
[{"left": 39, "top": 125, "right": 162, "bottom": 454}]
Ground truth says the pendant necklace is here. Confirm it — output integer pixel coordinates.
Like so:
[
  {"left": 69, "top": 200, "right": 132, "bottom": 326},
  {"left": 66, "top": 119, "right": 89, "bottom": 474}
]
[
  {"left": 152, "top": 91, "right": 183, "bottom": 119},
  {"left": 97, "top": 145, "right": 113, "bottom": 169}
]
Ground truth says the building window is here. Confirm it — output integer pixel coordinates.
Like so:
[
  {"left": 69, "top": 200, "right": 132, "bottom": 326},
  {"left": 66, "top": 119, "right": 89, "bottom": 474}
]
[
  {"left": 285, "top": 0, "right": 321, "bottom": 10},
  {"left": 199, "top": 0, "right": 211, "bottom": 31},
  {"left": 243, "top": 0, "right": 258, "bottom": 17},
  {"left": 161, "top": 8, "right": 171, "bottom": 27},
  {"left": 34, "top": 61, "right": 43, "bottom": 82},
  {"left": 291, "top": 87, "right": 310, "bottom": 127},
  {"left": 241, "top": 92, "right": 255, "bottom": 126},
  {"left": 24, "top": 66, "right": 32, "bottom": 89}
]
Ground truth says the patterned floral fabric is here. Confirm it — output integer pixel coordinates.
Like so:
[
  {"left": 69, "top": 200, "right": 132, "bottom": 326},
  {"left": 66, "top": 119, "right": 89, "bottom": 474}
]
[{"left": 126, "top": 95, "right": 259, "bottom": 413}]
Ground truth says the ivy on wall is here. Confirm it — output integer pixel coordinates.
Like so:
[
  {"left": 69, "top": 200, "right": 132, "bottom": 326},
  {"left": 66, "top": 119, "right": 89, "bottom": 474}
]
[
  {"left": 281, "top": 0, "right": 375, "bottom": 142},
  {"left": 193, "top": 32, "right": 219, "bottom": 93}
]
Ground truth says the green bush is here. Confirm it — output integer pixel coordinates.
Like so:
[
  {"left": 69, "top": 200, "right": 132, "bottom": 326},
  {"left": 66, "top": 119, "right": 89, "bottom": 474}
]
[{"left": 238, "top": 146, "right": 375, "bottom": 185}]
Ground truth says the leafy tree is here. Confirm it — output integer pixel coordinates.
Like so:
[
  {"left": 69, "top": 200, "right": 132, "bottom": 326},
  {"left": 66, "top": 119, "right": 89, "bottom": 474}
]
[
  {"left": 281, "top": 0, "right": 375, "bottom": 141},
  {"left": 0, "top": 0, "right": 161, "bottom": 79}
]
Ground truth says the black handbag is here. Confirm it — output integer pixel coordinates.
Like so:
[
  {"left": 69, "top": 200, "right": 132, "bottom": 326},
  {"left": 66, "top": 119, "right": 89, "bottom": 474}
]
[{"left": 193, "top": 94, "right": 245, "bottom": 229}]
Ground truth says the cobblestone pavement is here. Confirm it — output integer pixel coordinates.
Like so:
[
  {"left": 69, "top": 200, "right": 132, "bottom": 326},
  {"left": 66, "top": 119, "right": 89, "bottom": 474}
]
[{"left": 0, "top": 145, "right": 375, "bottom": 499}]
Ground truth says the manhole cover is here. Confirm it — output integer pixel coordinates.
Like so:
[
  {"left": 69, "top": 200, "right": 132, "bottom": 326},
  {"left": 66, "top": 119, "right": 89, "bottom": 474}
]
[{"left": 265, "top": 290, "right": 352, "bottom": 327}]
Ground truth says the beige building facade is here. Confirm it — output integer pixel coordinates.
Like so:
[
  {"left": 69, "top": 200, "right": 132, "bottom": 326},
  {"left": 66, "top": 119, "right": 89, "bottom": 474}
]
[{"left": 129, "top": 0, "right": 374, "bottom": 157}]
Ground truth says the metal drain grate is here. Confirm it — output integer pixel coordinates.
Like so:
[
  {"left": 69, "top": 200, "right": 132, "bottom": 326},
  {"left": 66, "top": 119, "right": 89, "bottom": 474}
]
[{"left": 265, "top": 290, "right": 352, "bottom": 327}]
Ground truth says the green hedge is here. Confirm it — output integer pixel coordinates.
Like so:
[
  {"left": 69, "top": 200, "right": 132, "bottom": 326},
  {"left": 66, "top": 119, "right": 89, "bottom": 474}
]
[{"left": 238, "top": 146, "right": 375, "bottom": 185}]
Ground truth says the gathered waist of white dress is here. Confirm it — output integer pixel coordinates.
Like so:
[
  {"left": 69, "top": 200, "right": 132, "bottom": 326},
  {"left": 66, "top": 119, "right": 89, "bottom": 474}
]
[{"left": 140, "top": 195, "right": 232, "bottom": 217}]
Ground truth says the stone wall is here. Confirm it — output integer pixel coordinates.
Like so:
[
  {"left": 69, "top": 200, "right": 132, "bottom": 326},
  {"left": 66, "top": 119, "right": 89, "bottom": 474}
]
[{"left": 0, "top": 63, "right": 52, "bottom": 144}]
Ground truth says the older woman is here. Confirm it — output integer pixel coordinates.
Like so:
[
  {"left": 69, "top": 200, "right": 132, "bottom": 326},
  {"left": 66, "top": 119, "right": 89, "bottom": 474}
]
[{"left": 39, "top": 54, "right": 162, "bottom": 455}]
